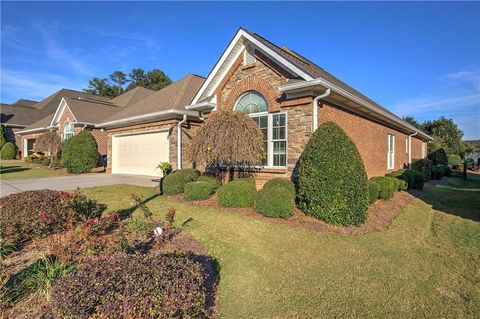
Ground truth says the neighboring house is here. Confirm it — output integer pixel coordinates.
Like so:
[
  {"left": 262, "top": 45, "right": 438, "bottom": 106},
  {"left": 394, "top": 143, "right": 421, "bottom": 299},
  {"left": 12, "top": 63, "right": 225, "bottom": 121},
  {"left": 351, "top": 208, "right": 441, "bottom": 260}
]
[
  {"left": 1, "top": 99, "right": 41, "bottom": 146},
  {"left": 98, "top": 28, "right": 432, "bottom": 185},
  {"left": 11, "top": 87, "right": 155, "bottom": 158}
]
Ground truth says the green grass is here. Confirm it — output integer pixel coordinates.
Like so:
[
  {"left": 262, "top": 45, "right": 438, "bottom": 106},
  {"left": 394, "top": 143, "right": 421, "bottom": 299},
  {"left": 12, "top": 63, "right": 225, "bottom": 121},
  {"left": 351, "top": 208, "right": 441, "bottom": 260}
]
[
  {"left": 80, "top": 178, "right": 480, "bottom": 318},
  {"left": 0, "top": 160, "right": 104, "bottom": 180},
  {"left": 0, "top": 160, "right": 66, "bottom": 180}
]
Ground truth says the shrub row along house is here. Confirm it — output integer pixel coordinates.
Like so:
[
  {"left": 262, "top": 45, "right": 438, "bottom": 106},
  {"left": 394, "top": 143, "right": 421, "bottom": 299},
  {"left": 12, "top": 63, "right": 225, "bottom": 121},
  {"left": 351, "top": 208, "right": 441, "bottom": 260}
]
[{"left": 1, "top": 28, "right": 432, "bottom": 185}]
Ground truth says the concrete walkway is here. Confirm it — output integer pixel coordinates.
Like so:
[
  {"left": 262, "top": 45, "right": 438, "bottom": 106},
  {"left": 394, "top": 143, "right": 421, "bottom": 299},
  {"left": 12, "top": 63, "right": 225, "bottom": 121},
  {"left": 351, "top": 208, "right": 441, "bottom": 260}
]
[{"left": 1, "top": 174, "right": 159, "bottom": 197}]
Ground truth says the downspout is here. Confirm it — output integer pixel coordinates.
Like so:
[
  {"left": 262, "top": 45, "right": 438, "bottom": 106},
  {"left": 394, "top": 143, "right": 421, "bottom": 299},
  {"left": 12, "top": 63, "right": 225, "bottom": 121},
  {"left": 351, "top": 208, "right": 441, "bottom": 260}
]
[
  {"left": 408, "top": 131, "right": 418, "bottom": 169},
  {"left": 312, "top": 88, "right": 331, "bottom": 132},
  {"left": 177, "top": 115, "right": 188, "bottom": 170}
]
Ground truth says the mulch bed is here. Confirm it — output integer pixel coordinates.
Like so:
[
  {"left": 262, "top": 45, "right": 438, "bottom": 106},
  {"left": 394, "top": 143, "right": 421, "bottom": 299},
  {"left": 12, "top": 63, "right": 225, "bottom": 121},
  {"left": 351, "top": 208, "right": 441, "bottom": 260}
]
[{"left": 172, "top": 178, "right": 448, "bottom": 235}]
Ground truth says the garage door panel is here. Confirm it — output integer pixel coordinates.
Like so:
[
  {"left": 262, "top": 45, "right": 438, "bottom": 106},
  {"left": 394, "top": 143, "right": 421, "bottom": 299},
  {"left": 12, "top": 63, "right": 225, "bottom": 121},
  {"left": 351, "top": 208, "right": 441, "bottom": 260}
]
[{"left": 112, "top": 131, "right": 169, "bottom": 176}]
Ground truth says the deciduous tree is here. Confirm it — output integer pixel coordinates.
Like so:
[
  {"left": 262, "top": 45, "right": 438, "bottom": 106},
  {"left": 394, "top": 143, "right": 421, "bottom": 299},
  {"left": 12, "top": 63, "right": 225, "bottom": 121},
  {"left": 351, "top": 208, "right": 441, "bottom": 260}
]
[{"left": 34, "top": 131, "right": 62, "bottom": 167}]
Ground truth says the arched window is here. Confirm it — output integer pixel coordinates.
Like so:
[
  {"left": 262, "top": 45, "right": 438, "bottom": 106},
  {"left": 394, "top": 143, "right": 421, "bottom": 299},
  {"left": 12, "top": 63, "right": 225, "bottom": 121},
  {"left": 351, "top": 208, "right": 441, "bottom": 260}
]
[
  {"left": 64, "top": 122, "right": 74, "bottom": 141},
  {"left": 234, "top": 91, "right": 287, "bottom": 168},
  {"left": 235, "top": 91, "right": 268, "bottom": 114}
]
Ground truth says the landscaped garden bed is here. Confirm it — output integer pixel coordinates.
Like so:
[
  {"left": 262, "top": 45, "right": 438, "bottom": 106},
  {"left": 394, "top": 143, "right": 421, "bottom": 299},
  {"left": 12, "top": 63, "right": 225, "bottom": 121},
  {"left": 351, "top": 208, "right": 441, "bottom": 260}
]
[{"left": 1, "top": 190, "right": 218, "bottom": 319}]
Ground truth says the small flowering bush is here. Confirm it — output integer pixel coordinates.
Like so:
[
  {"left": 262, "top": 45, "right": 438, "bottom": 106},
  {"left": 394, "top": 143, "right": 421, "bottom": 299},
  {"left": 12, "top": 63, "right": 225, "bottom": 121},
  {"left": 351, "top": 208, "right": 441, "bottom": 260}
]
[
  {"left": 0, "top": 190, "right": 105, "bottom": 247},
  {"left": 49, "top": 254, "right": 210, "bottom": 319}
]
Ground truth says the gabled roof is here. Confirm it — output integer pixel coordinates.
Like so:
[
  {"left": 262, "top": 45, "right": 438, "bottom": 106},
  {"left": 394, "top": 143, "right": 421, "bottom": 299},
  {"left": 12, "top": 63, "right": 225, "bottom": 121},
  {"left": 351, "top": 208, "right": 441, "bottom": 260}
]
[
  {"left": 11, "top": 99, "right": 39, "bottom": 108},
  {"left": 111, "top": 86, "right": 156, "bottom": 107},
  {"left": 101, "top": 74, "right": 205, "bottom": 125},
  {"left": 1, "top": 104, "right": 43, "bottom": 127},
  {"left": 63, "top": 97, "right": 120, "bottom": 124}
]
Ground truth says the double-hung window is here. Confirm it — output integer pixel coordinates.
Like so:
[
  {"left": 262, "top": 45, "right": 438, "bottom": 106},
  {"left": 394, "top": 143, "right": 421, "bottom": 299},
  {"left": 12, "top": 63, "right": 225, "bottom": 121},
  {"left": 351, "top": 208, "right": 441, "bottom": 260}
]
[
  {"left": 387, "top": 134, "right": 395, "bottom": 169},
  {"left": 235, "top": 91, "right": 287, "bottom": 168}
]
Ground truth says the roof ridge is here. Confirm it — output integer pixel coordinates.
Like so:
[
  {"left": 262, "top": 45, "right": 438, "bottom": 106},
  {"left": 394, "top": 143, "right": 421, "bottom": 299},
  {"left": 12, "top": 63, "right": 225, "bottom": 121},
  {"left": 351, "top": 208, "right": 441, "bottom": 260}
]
[{"left": 173, "top": 74, "right": 193, "bottom": 107}]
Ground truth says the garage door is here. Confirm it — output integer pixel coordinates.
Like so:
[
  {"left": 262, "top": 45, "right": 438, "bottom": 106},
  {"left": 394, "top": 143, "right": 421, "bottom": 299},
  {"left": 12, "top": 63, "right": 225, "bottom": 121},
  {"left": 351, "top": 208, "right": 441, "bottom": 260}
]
[{"left": 112, "top": 130, "right": 169, "bottom": 176}]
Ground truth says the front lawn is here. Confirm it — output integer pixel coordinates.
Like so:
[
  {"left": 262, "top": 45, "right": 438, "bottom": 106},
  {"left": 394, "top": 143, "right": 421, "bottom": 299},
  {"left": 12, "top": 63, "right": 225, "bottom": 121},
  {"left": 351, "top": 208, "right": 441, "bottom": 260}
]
[
  {"left": 0, "top": 160, "right": 105, "bottom": 180},
  {"left": 80, "top": 178, "right": 480, "bottom": 318},
  {"left": 0, "top": 160, "right": 66, "bottom": 180}
]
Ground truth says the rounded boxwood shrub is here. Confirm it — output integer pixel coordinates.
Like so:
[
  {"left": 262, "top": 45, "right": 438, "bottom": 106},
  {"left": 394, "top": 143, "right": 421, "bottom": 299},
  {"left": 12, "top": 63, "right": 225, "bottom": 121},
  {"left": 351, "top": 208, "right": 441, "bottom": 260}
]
[
  {"left": 412, "top": 158, "right": 433, "bottom": 182},
  {"left": 297, "top": 122, "right": 368, "bottom": 226},
  {"left": 162, "top": 168, "right": 200, "bottom": 195},
  {"left": 0, "top": 142, "right": 17, "bottom": 160},
  {"left": 409, "top": 169, "right": 424, "bottom": 190},
  {"left": 197, "top": 175, "right": 221, "bottom": 189},
  {"left": 369, "top": 176, "right": 395, "bottom": 201},
  {"left": 367, "top": 180, "right": 380, "bottom": 204},
  {"left": 184, "top": 181, "right": 215, "bottom": 201},
  {"left": 386, "top": 169, "right": 410, "bottom": 190},
  {"left": 428, "top": 147, "right": 448, "bottom": 166},
  {"left": 49, "top": 254, "right": 209, "bottom": 319},
  {"left": 262, "top": 178, "right": 295, "bottom": 197},
  {"left": 61, "top": 130, "right": 99, "bottom": 174},
  {"left": 254, "top": 186, "right": 295, "bottom": 218},
  {"left": 431, "top": 166, "right": 442, "bottom": 180},
  {"left": 218, "top": 178, "right": 256, "bottom": 208},
  {"left": 386, "top": 176, "right": 402, "bottom": 191}
]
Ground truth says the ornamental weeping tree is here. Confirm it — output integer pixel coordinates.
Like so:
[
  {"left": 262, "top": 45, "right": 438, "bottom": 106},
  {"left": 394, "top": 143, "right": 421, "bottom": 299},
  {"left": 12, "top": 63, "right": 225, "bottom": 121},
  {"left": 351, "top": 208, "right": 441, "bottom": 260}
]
[
  {"left": 187, "top": 110, "right": 265, "bottom": 181},
  {"left": 34, "top": 131, "right": 62, "bottom": 167}
]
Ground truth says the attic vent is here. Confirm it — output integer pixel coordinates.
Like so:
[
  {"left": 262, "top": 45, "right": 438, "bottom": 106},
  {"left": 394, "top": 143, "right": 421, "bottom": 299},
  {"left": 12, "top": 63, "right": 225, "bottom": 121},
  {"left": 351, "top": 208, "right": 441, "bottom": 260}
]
[{"left": 244, "top": 44, "right": 256, "bottom": 66}]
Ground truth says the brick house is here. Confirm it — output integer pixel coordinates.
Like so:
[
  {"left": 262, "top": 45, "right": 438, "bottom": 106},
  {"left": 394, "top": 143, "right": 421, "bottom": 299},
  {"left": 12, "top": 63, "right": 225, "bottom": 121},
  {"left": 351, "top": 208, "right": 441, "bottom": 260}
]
[
  {"left": 97, "top": 28, "right": 432, "bottom": 186},
  {"left": 11, "top": 87, "right": 154, "bottom": 158}
]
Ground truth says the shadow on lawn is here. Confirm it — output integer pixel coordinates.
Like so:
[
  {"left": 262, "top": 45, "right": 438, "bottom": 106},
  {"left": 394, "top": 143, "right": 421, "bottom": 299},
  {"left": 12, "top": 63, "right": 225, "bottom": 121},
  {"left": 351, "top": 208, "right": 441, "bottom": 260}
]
[
  {"left": 414, "top": 177, "right": 480, "bottom": 222},
  {"left": 0, "top": 166, "right": 31, "bottom": 175},
  {"left": 116, "top": 193, "right": 159, "bottom": 219}
]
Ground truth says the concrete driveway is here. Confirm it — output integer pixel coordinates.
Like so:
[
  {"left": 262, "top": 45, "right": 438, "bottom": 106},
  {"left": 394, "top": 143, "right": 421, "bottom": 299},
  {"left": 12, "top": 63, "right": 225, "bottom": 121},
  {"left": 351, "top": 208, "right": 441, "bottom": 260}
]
[{"left": 0, "top": 174, "right": 159, "bottom": 197}]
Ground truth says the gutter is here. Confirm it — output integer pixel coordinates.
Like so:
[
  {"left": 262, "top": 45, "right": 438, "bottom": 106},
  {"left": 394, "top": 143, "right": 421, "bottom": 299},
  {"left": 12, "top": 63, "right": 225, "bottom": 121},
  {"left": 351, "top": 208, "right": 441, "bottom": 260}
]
[
  {"left": 177, "top": 115, "right": 188, "bottom": 170},
  {"left": 278, "top": 79, "right": 433, "bottom": 141},
  {"left": 2, "top": 123, "right": 27, "bottom": 129},
  {"left": 98, "top": 109, "right": 201, "bottom": 128},
  {"left": 15, "top": 125, "right": 59, "bottom": 135},
  {"left": 185, "top": 101, "right": 216, "bottom": 111},
  {"left": 408, "top": 132, "right": 418, "bottom": 168},
  {"left": 312, "top": 88, "right": 331, "bottom": 131}
]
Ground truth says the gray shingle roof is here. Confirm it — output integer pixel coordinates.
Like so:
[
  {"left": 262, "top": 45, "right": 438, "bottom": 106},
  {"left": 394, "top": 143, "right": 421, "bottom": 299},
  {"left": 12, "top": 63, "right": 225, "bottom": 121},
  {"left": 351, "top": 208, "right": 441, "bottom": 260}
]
[
  {"left": 103, "top": 74, "right": 205, "bottom": 123},
  {"left": 111, "top": 86, "right": 156, "bottom": 107}
]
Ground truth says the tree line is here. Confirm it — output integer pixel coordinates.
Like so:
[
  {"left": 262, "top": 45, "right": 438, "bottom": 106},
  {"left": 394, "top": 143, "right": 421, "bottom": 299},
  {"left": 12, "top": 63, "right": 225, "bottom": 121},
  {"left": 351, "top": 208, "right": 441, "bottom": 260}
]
[
  {"left": 83, "top": 68, "right": 173, "bottom": 98},
  {"left": 403, "top": 115, "right": 475, "bottom": 159}
]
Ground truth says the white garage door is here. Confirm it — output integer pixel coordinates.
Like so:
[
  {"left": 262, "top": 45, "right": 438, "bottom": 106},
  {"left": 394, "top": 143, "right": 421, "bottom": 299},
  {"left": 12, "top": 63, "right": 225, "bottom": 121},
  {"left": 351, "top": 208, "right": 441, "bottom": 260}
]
[{"left": 112, "top": 130, "right": 169, "bottom": 177}]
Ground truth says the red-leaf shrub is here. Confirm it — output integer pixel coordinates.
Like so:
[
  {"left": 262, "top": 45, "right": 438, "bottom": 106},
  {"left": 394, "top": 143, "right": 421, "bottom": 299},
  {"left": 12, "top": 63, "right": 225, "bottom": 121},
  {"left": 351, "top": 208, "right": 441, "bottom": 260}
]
[
  {"left": 0, "top": 190, "right": 105, "bottom": 247},
  {"left": 49, "top": 254, "right": 210, "bottom": 318}
]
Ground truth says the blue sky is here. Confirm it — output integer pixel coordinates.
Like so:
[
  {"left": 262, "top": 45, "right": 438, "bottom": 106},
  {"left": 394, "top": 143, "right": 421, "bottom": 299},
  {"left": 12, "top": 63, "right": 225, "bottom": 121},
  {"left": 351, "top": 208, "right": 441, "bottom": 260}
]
[{"left": 1, "top": 1, "right": 479, "bottom": 139}]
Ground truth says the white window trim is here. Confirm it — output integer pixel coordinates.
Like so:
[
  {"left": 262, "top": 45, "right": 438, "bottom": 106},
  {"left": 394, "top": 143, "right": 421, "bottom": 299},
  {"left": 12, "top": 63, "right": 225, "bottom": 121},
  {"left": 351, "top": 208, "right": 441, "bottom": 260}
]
[
  {"left": 249, "top": 111, "right": 288, "bottom": 169},
  {"left": 387, "top": 134, "right": 395, "bottom": 170},
  {"left": 405, "top": 137, "right": 408, "bottom": 154},
  {"left": 63, "top": 122, "right": 75, "bottom": 142}
]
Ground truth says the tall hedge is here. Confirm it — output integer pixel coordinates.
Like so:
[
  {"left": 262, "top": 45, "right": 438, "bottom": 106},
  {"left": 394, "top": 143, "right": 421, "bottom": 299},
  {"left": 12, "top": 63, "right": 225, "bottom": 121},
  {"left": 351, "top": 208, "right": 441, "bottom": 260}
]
[
  {"left": 428, "top": 147, "right": 448, "bottom": 166},
  {"left": 412, "top": 158, "right": 433, "bottom": 182},
  {"left": 297, "top": 121, "right": 368, "bottom": 226},
  {"left": 0, "top": 124, "right": 7, "bottom": 150},
  {"left": 61, "top": 130, "right": 99, "bottom": 174}
]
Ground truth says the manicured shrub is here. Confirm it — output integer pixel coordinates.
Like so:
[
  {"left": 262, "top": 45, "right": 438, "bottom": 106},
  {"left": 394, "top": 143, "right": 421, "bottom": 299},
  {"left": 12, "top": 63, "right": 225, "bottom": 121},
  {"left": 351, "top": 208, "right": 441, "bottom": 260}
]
[
  {"left": 431, "top": 166, "right": 442, "bottom": 180},
  {"left": 386, "top": 169, "right": 412, "bottom": 190},
  {"left": 368, "top": 180, "right": 380, "bottom": 204},
  {"left": 0, "top": 142, "right": 17, "bottom": 160},
  {"left": 262, "top": 178, "right": 296, "bottom": 197},
  {"left": 436, "top": 164, "right": 451, "bottom": 177},
  {"left": 447, "top": 154, "right": 462, "bottom": 169},
  {"left": 218, "top": 178, "right": 256, "bottom": 208},
  {"left": 412, "top": 158, "right": 433, "bottom": 182},
  {"left": 0, "top": 124, "right": 6, "bottom": 150},
  {"left": 197, "top": 175, "right": 221, "bottom": 189},
  {"left": 255, "top": 186, "right": 295, "bottom": 218},
  {"left": 428, "top": 147, "right": 448, "bottom": 166},
  {"left": 0, "top": 190, "right": 105, "bottom": 247},
  {"left": 369, "top": 176, "right": 396, "bottom": 201},
  {"left": 184, "top": 181, "right": 215, "bottom": 201},
  {"left": 162, "top": 168, "right": 200, "bottom": 195},
  {"left": 297, "top": 122, "right": 368, "bottom": 226},
  {"left": 386, "top": 176, "right": 400, "bottom": 191},
  {"left": 61, "top": 130, "right": 99, "bottom": 173},
  {"left": 408, "top": 169, "right": 424, "bottom": 190},
  {"left": 49, "top": 254, "right": 209, "bottom": 319}
]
